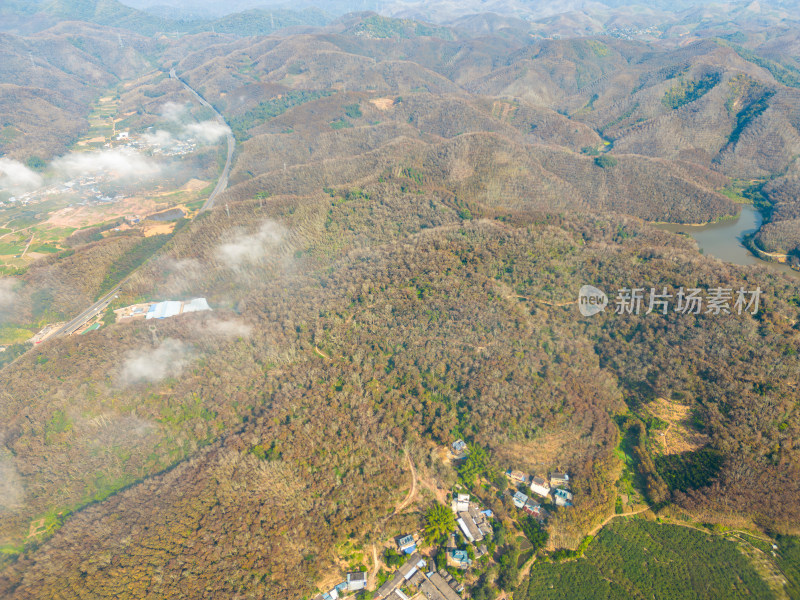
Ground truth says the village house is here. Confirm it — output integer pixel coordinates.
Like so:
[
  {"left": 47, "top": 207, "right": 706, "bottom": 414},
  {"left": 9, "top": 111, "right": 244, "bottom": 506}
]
[
  {"left": 451, "top": 493, "right": 469, "bottom": 513},
  {"left": 438, "top": 568, "right": 464, "bottom": 594},
  {"left": 455, "top": 499, "right": 492, "bottom": 544},
  {"left": 375, "top": 553, "right": 427, "bottom": 599},
  {"left": 523, "top": 499, "right": 547, "bottom": 521},
  {"left": 448, "top": 549, "right": 472, "bottom": 569},
  {"left": 553, "top": 488, "right": 574, "bottom": 507},
  {"left": 313, "top": 588, "right": 339, "bottom": 600},
  {"left": 451, "top": 439, "right": 469, "bottom": 460},
  {"left": 505, "top": 469, "right": 530, "bottom": 485},
  {"left": 550, "top": 472, "right": 570, "bottom": 488},
  {"left": 397, "top": 533, "right": 417, "bottom": 554},
  {"left": 469, "top": 505, "right": 492, "bottom": 538},
  {"left": 457, "top": 512, "right": 482, "bottom": 543},
  {"left": 419, "top": 570, "right": 463, "bottom": 600},
  {"left": 346, "top": 572, "right": 368, "bottom": 592},
  {"left": 529, "top": 476, "right": 550, "bottom": 498},
  {"left": 512, "top": 491, "right": 529, "bottom": 509}
]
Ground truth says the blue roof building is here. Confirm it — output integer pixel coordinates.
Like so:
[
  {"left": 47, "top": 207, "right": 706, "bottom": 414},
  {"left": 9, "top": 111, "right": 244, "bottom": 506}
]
[
  {"left": 449, "top": 549, "right": 472, "bottom": 568},
  {"left": 397, "top": 534, "right": 416, "bottom": 554}
]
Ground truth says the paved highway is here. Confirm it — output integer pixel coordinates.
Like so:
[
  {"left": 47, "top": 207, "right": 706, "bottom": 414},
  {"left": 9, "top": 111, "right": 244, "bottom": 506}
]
[
  {"left": 52, "top": 284, "right": 123, "bottom": 338},
  {"left": 47, "top": 71, "right": 234, "bottom": 342},
  {"left": 169, "top": 68, "right": 235, "bottom": 211}
]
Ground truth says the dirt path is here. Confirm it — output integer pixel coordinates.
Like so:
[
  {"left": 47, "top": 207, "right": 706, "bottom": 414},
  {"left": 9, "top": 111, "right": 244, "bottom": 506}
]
[
  {"left": 588, "top": 505, "right": 652, "bottom": 537},
  {"left": 731, "top": 533, "right": 789, "bottom": 599},
  {"left": 20, "top": 234, "right": 34, "bottom": 258},
  {"left": 313, "top": 346, "right": 331, "bottom": 360},
  {"left": 392, "top": 450, "right": 417, "bottom": 515},
  {"left": 370, "top": 543, "right": 380, "bottom": 587},
  {"left": 0, "top": 224, "right": 32, "bottom": 240},
  {"left": 528, "top": 297, "right": 577, "bottom": 307}
]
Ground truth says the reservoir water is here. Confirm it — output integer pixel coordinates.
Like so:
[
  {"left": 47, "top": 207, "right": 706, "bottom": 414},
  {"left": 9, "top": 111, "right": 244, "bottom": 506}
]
[{"left": 654, "top": 205, "right": 798, "bottom": 278}]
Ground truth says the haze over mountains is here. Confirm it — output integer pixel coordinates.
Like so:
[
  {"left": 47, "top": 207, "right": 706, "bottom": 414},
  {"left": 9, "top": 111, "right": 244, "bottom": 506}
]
[{"left": 2, "top": 0, "right": 800, "bottom": 598}]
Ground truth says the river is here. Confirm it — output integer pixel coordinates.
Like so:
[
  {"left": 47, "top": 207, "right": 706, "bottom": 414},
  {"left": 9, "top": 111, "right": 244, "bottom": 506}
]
[{"left": 654, "top": 205, "right": 799, "bottom": 278}]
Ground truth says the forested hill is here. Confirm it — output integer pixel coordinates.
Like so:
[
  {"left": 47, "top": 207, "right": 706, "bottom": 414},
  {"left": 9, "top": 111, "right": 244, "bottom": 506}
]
[
  {"left": 0, "top": 0, "right": 331, "bottom": 36},
  {"left": 2, "top": 5, "right": 800, "bottom": 600}
]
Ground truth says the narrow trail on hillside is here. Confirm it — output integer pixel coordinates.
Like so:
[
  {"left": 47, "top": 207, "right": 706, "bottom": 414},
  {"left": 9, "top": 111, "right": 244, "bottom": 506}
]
[
  {"left": 370, "top": 544, "right": 380, "bottom": 586},
  {"left": 588, "top": 505, "right": 652, "bottom": 537},
  {"left": 392, "top": 451, "right": 417, "bottom": 515}
]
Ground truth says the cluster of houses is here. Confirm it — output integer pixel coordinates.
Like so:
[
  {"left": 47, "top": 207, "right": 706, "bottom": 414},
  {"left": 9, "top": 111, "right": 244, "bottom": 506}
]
[
  {"left": 375, "top": 553, "right": 463, "bottom": 600},
  {"left": 507, "top": 470, "right": 573, "bottom": 518},
  {"left": 445, "top": 532, "right": 488, "bottom": 570},
  {"left": 115, "top": 129, "right": 198, "bottom": 157},
  {"left": 450, "top": 493, "right": 492, "bottom": 545},
  {"left": 312, "top": 572, "right": 368, "bottom": 600},
  {"left": 0, "top": 175, "right": 124, "bottom": 213}
]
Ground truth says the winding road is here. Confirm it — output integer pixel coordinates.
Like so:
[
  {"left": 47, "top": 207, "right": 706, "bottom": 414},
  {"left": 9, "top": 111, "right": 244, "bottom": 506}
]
[
  {"left": 48, "top": 70, "right": 235, "bottom": 342},
  {"left": 169, "top": 67, "right": 235, "bottom": 212}
]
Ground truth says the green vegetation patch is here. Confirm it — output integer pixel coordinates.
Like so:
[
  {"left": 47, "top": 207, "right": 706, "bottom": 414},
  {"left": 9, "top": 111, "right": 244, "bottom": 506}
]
[
  {"left": 654, "top": 448, "right": 723, "bottom": 492},
  {"left": 662, "top": 73, "right": 721, "bottom": 109},
  {"left": 595, "top": 155, "right": 619, "bottom": 169},
  {"left": 0, "top": 242, "right": 25, "bottom": 255},
  {"left": 0, "top": 326, "right": 32, "bottom": 345},
  {"left": 0, "top": 342, "right": 30, "bottom": 370},
  {"left": 728, "top": 89, "right": 775, "bottom": 147},
  {"left": 519, "top": 516, "right": 549, "bottom": 552},
  {"left": 718, "top": 40, "right": 800, "bottom": 88},
  {"left": 344, "top": 103, "right": 362, "bottom": 119},
  {"left": 599, "top": 102, "right": 639, "bottom": 134},
  {"left": 519, "top": 519, "right": 775, "bottom": 600},
  {"left": 98, "top": 233, "right": 174, "bottom": 296},
  {"left": 30, "top": 244, "right": 59, "bottom": 254},
  {"left": 330, "top": 118, "right": 353, "bottom": 130},
  {"left": 458, "top": 444, "right": 496, "bottom": 487},
  {"left": 229, "top": 90, "right": 332, "bottom": 139},
  {"left": 776, "top": 535, "right": 800, "bottom": 598}
]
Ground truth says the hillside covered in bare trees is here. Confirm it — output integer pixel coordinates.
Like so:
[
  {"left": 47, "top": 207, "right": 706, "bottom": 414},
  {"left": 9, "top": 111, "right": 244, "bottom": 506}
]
[{"left": 2, "top": 1, "right": 800, "bottom": 599}]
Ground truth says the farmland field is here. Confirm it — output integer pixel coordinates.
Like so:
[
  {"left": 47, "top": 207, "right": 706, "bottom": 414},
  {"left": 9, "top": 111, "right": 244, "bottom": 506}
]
[{"left": 518, "top": 519, "right": 782, "bottom": 599}]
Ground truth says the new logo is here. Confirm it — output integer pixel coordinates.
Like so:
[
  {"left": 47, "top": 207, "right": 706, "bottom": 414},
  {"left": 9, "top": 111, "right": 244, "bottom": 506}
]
[{"left": 578, "top": 285, "right": 608, "bottom": 316}]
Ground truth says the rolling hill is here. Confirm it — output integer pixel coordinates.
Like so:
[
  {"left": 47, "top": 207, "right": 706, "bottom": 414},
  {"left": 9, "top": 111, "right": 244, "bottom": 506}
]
[{"left": 2, "top": 4, "right": 800, "bottom": 600}]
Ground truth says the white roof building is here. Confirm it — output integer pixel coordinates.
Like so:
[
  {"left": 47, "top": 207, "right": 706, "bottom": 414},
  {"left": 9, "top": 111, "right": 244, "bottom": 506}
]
[
  {"left": 145, "top": 298, "right": 211, "bottom": 320},
  {"left": 146, "top": 301, "right": 182, "bottom": 319},
  {"left": 530, "top": 476, "right": 551, "bottom": 497},
  {"left": 182, "top": 297, "right": 211, "bottom": 313},
  {"left": 456, "top": 517, "right": 475, "bottom": 543}
]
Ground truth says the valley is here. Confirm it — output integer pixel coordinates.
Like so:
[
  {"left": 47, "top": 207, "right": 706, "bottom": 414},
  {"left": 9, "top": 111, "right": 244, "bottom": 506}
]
[{"left": 1, "top": 2, "right": 800, "bottom": 599}]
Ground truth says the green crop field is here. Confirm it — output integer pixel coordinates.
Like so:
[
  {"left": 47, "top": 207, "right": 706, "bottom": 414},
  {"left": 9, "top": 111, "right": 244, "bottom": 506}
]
[{"left": 518, "top": 519, "right": 782, "bottom": 600}]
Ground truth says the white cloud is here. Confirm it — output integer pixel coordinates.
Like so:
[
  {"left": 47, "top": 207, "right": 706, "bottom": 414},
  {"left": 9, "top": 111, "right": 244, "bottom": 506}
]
[
  {"left": 52, "top": 148, "right": 161, "bottom": 180},
  {"left": 0, "top": 279, "right": 16, "bottom": 307},
  {"left": 216, "top": 220, "right": 285, "bottom": 267},
  {"left": 142, "top": 129, "right": 175, "bottom": 148},
  {"left": 120, "top": 339, "right": 191, "bottom": 385},
  {"left": 0, "top": 455, "right": 25, "bottom": 510},
  {"left": 0, "top": 279, "right": 17, "bottom": 322},
  {"left": 0, "top": 158, "right": 42, "bottom": 194},
  {"left": 160, "top": 101, "right": 188, "bottom": 123},
  {"left": 185, "top": 120, "right": 231, "bottom": 144},
  {"left": 206, "top": 319, "right": 252, "bottom": 338}
]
